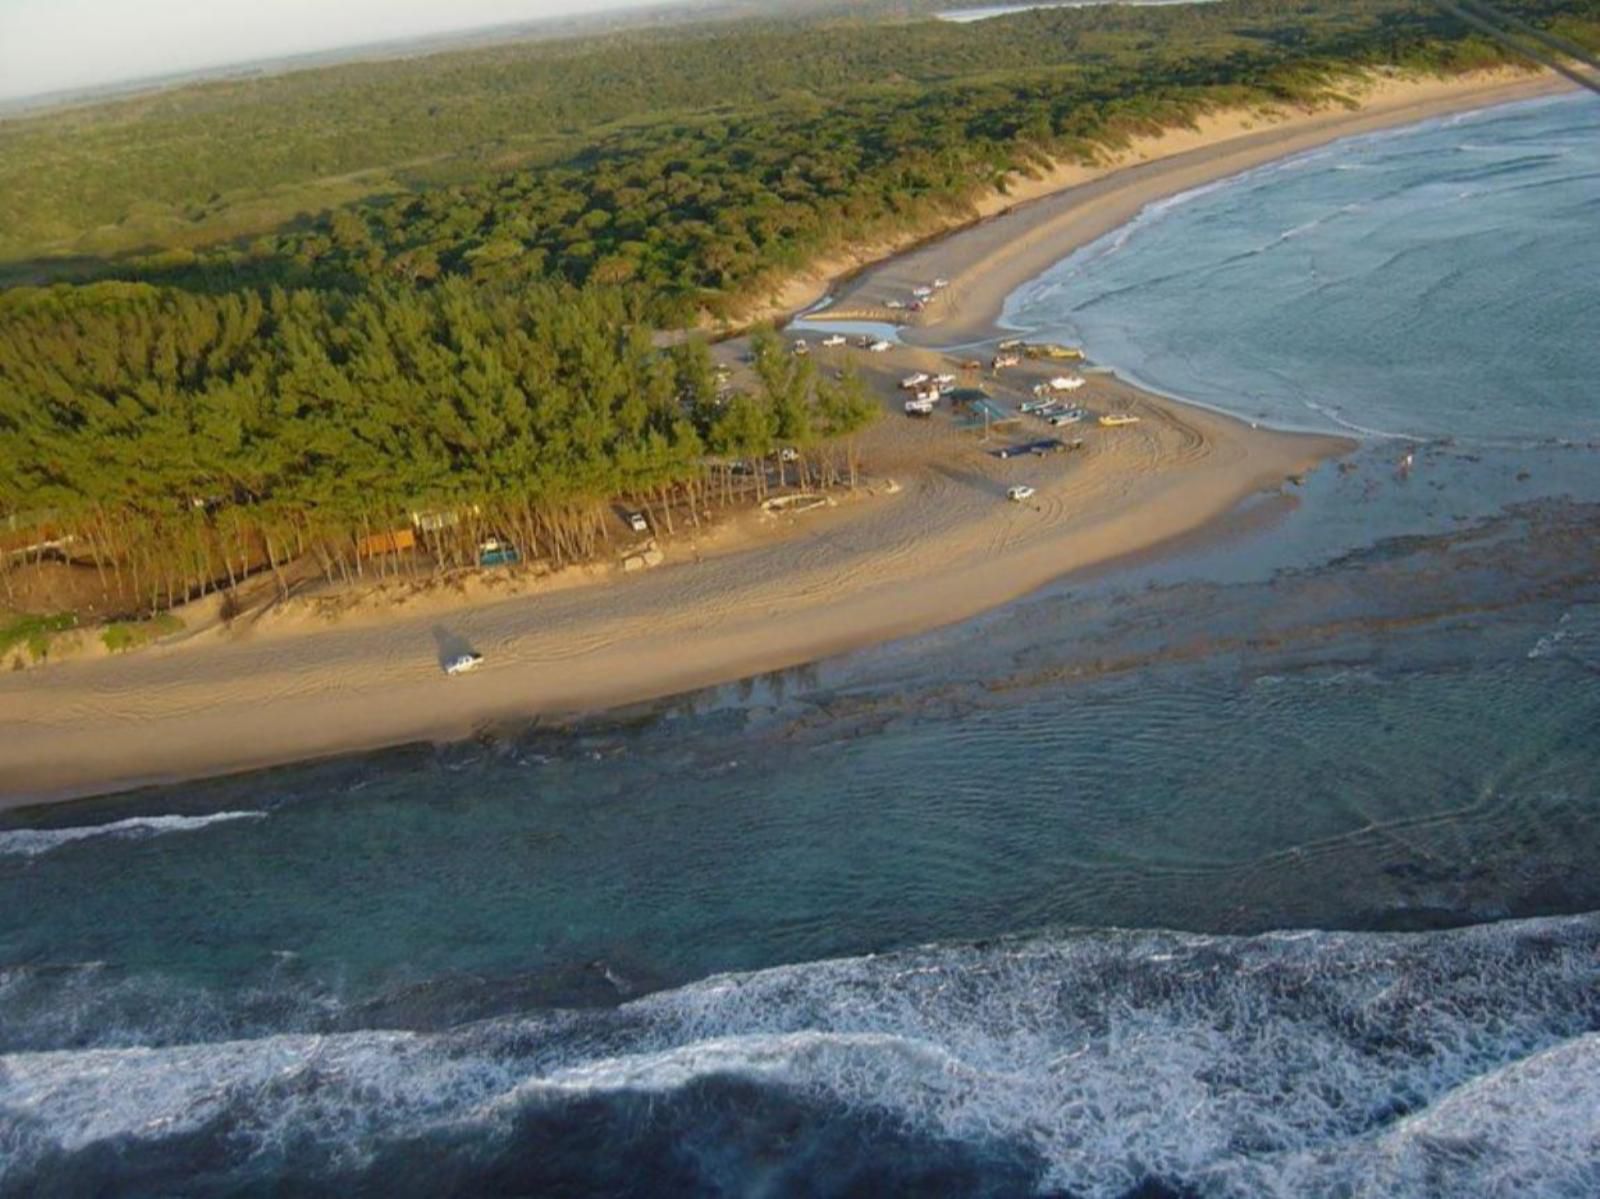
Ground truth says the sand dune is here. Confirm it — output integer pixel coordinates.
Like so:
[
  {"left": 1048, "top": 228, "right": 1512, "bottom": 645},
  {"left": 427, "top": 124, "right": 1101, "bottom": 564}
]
[{"left": 3, "top": 68, "right": 1569, "bottom": 807}]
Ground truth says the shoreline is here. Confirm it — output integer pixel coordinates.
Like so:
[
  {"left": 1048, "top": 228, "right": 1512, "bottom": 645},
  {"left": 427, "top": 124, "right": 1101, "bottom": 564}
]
[
  {"left": 793, "top": 69, "right": 1573, "bottom": 346},
  {"left": 2, "top": 71, "right": 1568, "bottom": 810}
]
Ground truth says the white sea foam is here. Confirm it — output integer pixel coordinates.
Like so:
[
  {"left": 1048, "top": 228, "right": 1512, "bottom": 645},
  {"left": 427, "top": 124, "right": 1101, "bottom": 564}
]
[
  {"left": 2, "top": 914, "right": 1597, "bottom": 1195},
  {"left": 0, "top": 811, "right": 266, "bottom": 858}
]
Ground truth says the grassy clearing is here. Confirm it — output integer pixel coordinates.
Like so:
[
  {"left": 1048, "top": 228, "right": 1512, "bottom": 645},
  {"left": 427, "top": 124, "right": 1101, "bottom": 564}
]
[
  {"left": 0, "top": 611, "right": 77, "bottom": 662},
  {"left": 100, "top": 612, "right": 185, "bottom": 654}
]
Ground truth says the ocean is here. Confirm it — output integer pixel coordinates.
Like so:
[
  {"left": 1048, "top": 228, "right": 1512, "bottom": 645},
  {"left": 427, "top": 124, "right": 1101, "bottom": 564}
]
[{"left": 4, "top": 94, "right": 1600, "bottom": 1197}]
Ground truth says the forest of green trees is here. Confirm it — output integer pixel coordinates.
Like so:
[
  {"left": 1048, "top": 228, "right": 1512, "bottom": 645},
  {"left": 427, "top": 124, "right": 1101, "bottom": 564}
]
[
  {"left": 2, "top": 0, "right": 1597, "bottom": 616},
  {"left": 0, "top": 281, "right": 876, "bottom": 611}
]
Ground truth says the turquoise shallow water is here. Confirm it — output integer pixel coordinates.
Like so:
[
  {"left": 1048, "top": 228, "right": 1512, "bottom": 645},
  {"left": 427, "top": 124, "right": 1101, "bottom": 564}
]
[{"left": 4, "top": 96, "right": 1600, "bottom": 1198}]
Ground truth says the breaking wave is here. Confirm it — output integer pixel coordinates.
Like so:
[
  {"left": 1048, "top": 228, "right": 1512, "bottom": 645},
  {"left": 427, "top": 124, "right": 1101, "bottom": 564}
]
[
  {"left": 0, "top": 811, "right": 265, "bottom": 858},
  {"left": 3, "top": 913, "right": 1598, "bottom": 1197}
]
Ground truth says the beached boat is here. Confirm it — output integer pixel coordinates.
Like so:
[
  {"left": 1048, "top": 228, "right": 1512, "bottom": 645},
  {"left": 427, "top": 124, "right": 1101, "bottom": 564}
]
[
  {"left": 1026, "top": 343, "right": 1085, "bottom": 361},
  {"left": 868, "top": 340, "right": 892, "bottom": 353},
  {"left": 477, "top": 537, "right": 520, "bottom": 567},
  {"left": 997, "top": 338, "right": 1023, "bottom": 351},
  {"left": 1048, "top": 375, "right": 1085, "bottom": 391},
  {"left": 444, "top": 652, "right": 483, "bottom": 676},
  {"left": 1048, "top": 409, "right": 1086, "bottom": 427},
  {"left": 1098, "top": 413, "right": 1140, "bottom": 427},
  {"left": 820, "top": 334, "right": 847, "bottom": 347},
  {"left": 995, "top": 438, "right": 1067, "bottom": 459},
  {"left": 899, "top": 372, "right": 930, "bottom": 389},
  {"left": 1006, "top": 485, "right": 1035, "bottom": 502}
]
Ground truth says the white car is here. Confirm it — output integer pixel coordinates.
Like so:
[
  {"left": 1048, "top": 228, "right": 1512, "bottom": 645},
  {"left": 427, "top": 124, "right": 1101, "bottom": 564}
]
[
  {"left": 1007, "top": 485, "right": 1036, "bottom": 502},
  {"left": 628, "top": 511, "right": 649, "bottom": 533},
  {"left": 820, "top": 334, "right": 847, "bottom": 348},
  {"left": 445, "top": 652, "right": 483, "bottom": 676}
]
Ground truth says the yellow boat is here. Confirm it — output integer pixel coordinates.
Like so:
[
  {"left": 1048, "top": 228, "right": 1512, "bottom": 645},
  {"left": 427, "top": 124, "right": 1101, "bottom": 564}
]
[
  {"left": 1098, "top": 413, "right": 1140, "bottom": 427},
  {"left": 1024, "top": 344, "right": 1084, "bottom": 361}
]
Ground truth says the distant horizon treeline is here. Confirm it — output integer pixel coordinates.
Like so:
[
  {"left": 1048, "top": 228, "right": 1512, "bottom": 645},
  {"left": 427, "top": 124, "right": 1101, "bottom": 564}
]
[
  {"left": 5, "top": 0, "right": 1597, "bottom": 293},
  {"left": 0, "top": 282, "right": 876, "bottom": 613}
]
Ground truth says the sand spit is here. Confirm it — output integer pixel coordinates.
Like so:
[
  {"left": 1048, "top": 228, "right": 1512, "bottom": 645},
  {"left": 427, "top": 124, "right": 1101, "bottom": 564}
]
[{"left": 5, "top": 69, "right": 1571, "bottom": 806}]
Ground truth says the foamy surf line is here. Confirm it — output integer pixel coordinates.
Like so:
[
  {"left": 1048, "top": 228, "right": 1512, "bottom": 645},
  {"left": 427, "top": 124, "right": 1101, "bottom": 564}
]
[
  {"left": 2, "top": 913, "right": 1597, "bottom": 1196},
  {"left": 0, "top": 811, "right": 266, "bottom": 858}
]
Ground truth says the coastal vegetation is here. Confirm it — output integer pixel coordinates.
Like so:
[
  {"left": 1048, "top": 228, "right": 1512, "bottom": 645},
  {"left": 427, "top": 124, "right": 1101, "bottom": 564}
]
[
  {"left": 0, "top": 611, "right": 76, "bottom": 662},
  {"left": 2, "top": 0, "right": 1598, "bottom": 618},
  {"left": 0, "top": 280, "right": 877, "bottom": 612}
]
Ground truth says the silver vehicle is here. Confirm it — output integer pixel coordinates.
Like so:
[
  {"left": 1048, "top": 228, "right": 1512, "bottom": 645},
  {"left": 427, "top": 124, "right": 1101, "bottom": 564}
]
[{"left": 628, "top": 511, "right": 649, "bottom": 533}]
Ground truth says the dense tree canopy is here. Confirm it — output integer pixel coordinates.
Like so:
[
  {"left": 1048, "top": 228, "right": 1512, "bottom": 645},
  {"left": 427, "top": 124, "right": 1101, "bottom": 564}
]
[
  {"left": 3, "top": 0, "right": 1594, "bottom": 275},
  {"left": 0, "top": 281, "right": 876, "bottom": 610}
]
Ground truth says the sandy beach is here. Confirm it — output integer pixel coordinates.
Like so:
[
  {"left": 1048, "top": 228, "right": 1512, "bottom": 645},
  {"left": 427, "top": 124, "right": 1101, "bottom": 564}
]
[
  {"left": 781, "top": 69, "right": 1570, "bottom": 338},
  {"left": 0, "top": 68, "right": 1569, "bottom": 807}
]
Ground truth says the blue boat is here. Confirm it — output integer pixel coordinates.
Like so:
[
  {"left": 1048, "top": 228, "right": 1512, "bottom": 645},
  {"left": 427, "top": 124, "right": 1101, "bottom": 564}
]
[{"left": 478, "top": 539, "right": 520, "bottom": 567}]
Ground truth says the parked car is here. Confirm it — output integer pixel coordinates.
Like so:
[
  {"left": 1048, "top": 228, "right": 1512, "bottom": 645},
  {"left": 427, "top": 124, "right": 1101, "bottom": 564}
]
[
  {"left": 478, "top": 537, "right": 519, "bottom": 567},
  {"left": 445, "top": 652, "right": 483, "bottom": 676},
  {"left": 627, "top": 511, "right": 649, "bottom": 533}
]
